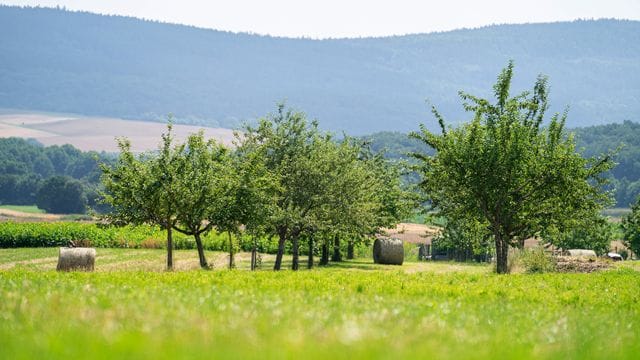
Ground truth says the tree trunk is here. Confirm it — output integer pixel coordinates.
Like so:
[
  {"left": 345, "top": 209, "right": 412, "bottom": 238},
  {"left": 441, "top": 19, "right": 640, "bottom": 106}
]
[
  {"left": 227, "top": 231, "right": 235, "bottom": 269},
  {"left": 274, "top": 230, "right": 286, "bottom": 271},
  {"left": 194, "top": 232, "right": 208, "bottom": 269},
  {"left": 166, "top": 223, "right": 173, "bottom": 271},
  {"left": 332, "top": 234, "right": 342, "bottom": 262},
  {"left": 320, "top": 241, "right": 329, "bottom": 265},
  {"left": 291, "top": 232, "right": 300, "bottom": 271},
  {"left": 307, "top": 234, "right": 314, "bottom": 269},
  {"left": 251, "top": 236, "right": 257, "bottom": 271},
  {"left": 495, "top": 233, "right": 509, "bottom": 274},
  {"left": 347, "top": 240, "right": 355, "bottom": 260}
]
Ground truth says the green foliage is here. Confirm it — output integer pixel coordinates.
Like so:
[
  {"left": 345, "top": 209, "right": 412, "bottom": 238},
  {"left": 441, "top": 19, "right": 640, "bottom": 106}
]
[
  {"left": 101, "top": 122, "right": 186, "bottom": 269},
  {"left": 542, "top": 215, "right": 613, "bottom": 255},
  {"left": 1, "top": 266, "right": 639, "bottom": 359},
  {"left": 517, "top": 248, "right": 557, "bottom": 274},
  {"left": 0, "top": 222, "right": 277, "bottom": 252},
  {"left": 363, "top": 120, "right": 640, "bottom": 209},
  {"left": 236, "top": 104, "right": 412, "bottom": 269},
  {"left": 0, "top": 137, "right": 113, "bottom": 207},
  {"left": 622, "top": 196, "right": 640, "bottom": 257},
  {"left": 35, "top": 175, "right": 87, "bottom": 214},
  {"left": 432, "top": 217, "right": 493, "bottom": 262},
  {"left": 412, "top": 62, "right": 614, "bottom": 273}
]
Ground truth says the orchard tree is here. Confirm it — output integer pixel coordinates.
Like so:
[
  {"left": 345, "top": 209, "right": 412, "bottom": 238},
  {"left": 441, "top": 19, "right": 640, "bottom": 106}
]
[
  {"left": 411, "top": 62, "right": 613, "bottom": 273},
  {"left": 232, "top": 145, "right": 278, "bottom": 270},
  {"left": 238, "top": 104, "right": 347, "bottom": 270},
  {"left": 101, "top": 124, "right": 182, "bottom": 270},
  {"left": 315, "top": 140, "right": 414, "bottom": 264},
  {"left": 172, "top": 131, "right": 232, "bottom": 269}
]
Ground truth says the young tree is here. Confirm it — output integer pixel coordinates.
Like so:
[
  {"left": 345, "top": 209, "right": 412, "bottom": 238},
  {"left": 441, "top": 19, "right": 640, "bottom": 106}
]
[
  {"left": 411, "top": 62, "right": 614, "bottom": 273},
  {"left": 101, "top": 124, "right": 182, "bottom": 270},
  {"left": 237, "top": 104, "right": 329, "bottom": 271},
  {"left": 232, "top": 147, "right": 278, "bottom": 270},
  {"left": 171, "top": 132, "right": 232, "bottom": 269}
]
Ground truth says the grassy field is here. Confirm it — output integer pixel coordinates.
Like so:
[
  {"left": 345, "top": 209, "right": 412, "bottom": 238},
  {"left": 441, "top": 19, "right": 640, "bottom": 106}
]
[
  {"left": 0, "top": 205, "right": 45, "bottom": 214},
  {"left": 0, "top": 248, "right": 639, "bottom": 359}
]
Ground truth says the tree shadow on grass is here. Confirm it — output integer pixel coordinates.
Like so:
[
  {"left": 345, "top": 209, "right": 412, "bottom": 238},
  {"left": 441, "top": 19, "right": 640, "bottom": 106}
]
[{"left": 321, "top": 260, "right": 396, "bottom": 271}]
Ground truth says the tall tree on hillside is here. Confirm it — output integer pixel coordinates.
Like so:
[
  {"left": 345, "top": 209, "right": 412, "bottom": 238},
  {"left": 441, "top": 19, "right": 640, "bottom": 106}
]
[
  {"left": 100, "top": 124, "right": 182, "bottom": 270},
  {"left": 411, "top": 62, "right": 614, "bottom": 273}
]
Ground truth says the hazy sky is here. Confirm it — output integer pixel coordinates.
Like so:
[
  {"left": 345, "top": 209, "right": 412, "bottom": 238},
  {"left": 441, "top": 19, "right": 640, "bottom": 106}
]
[{"left": 3, "top": 0, "right": 640, "bottom": 38}]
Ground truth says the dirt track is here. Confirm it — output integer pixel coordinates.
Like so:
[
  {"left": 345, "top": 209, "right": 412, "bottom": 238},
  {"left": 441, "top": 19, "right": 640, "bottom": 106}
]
[{"left": 0, "top": 208, "right": 63, "bottom": 221}]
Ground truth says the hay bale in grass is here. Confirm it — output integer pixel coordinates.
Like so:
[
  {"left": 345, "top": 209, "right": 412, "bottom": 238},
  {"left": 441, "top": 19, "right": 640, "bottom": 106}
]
[
  {"left": 373, "top": 238, "right": 404, "bottom": 265},
  {"left": 56, "top": 247, "right": 96, "bottom": 272},
  {"left": 567, "top": 249, "right": 597, "bottom": 259}
]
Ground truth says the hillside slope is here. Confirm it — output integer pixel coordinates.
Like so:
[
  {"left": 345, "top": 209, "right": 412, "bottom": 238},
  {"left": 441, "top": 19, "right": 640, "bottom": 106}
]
[{"left": 1, "top": 6, "right": 639, "bottom": 133}]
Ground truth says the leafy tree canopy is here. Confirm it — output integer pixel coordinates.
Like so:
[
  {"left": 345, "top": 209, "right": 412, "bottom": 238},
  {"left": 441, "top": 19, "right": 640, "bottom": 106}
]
[{"left": 411, "top": 61, "right": 614, "bottom": 273}]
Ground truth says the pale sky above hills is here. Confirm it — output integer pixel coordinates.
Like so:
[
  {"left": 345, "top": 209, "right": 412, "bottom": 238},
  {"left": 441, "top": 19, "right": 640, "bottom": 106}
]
[{"left": 2, "top": 0, "right": 640, "bottom": 38}]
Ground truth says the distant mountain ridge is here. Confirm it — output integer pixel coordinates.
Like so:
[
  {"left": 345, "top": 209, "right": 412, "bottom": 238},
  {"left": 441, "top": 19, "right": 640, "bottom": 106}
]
[{"left": 1, "top": 6, "right": 638, "bottom": 134}]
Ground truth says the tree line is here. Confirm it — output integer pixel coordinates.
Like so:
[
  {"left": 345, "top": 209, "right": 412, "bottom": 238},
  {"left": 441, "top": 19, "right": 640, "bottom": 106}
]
[
  {"left": 0, "top": 138, "right": 112, "bottom": 213},
  {"left": 100, "top": 107, "right": 414, "bottom": 271},
  {"left": 100, "top": 63, "right": 638, "bottom": 273}
]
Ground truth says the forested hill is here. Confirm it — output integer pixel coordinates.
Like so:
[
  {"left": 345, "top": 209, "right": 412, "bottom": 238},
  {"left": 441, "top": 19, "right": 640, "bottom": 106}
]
[
  {"left": 1, "top": 6, "right": 639, "bottom": 134},
  {"left": 363, "top": 121, "right": 640, "bottom": 207}
]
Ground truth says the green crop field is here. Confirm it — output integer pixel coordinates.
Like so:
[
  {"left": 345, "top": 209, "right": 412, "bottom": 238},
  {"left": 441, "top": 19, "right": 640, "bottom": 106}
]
[{"left": 0, "top": 248, "right": 639, "bottom": 360}]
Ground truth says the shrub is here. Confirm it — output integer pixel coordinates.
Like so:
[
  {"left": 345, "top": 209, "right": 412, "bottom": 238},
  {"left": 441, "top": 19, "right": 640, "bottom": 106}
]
[{"left": 518, "top": 247, "right": 557, "bottom": 273}]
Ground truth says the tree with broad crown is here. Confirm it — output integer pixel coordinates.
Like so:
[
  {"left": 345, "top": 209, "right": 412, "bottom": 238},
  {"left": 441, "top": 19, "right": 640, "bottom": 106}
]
[
  {"left": 237, "top": 104, "right": 326, "bottom": 271},
  {"left": 171, "top": 131, "right": 232, "bottom": 269},
  {"left": 100, "top": 123, "right": 182, "bottom": 270},
  {"left": 411, "top": 61, "right": 614, "bottom": 274}
]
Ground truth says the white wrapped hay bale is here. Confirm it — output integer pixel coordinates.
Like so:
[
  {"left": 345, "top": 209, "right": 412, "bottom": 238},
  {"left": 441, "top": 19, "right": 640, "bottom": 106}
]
[
  {"left": 567, "top": 249, "right": 597, "bottom": 259},
  {"left": 56, "top": 247, "right": 96, "bottom": 272},
  {"left": 373, "top": 238, "right": 404, "bottom": 265}
]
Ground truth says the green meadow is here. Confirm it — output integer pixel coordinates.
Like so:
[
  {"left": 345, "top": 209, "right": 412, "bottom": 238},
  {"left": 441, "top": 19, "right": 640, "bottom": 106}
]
[{"left": 1, "top": 248, "right": 639, "bottom": 359}]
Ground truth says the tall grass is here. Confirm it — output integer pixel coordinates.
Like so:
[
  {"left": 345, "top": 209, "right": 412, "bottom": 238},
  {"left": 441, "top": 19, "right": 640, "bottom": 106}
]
[{"left": 0, "top": 268, "right": 638, "bottom": 359}]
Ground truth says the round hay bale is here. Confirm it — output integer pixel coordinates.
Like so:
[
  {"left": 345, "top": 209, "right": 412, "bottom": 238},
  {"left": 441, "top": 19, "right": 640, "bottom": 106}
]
[
  {"left": 57, "top": 247, "right": 96, "bottom": 272},
  {"left": 567, "top": 249, "right": 597, "bottom": 258},
  {"left": 373, "top": 238, "right": 404, "bottom": 265}
]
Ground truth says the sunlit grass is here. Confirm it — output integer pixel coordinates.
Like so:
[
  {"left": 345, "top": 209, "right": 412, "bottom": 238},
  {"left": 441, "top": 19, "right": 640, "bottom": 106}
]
[
  {"left": 0, "top": 204, "right": 45, "bottom": 214},
  {"left": 0, "top": 248, "right": 639, "bottom": 359}
]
